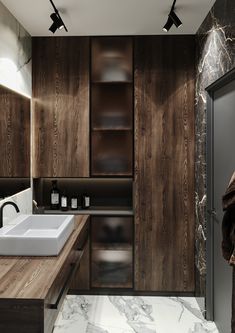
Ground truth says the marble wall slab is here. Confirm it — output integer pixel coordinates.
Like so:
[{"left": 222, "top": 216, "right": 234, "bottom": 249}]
[
  {"left": 0, "top": 1, "right": 31, "bottom": 97},
  {"left": 0, "top": 188, "right": 32, "bottom": 226},
  {"left": 195, "top": 0, "right": 235, "bottom": 295}
]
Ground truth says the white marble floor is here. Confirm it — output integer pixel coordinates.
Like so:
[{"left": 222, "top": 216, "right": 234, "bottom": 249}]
[{"left": 53, "top": 296, "right": 219, "bottom": 333}]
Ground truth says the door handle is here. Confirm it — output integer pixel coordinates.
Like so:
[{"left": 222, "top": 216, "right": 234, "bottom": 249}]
[{"left": 207, "top": 209, "right": 217, "bottom": 217}]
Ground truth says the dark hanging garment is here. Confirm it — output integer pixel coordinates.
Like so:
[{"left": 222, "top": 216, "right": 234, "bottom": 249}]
[{"left": 222, "top": 171, "right": 235, "bottom": 333}]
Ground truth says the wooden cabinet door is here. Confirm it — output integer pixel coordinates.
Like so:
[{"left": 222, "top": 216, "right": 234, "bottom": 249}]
[
  {"left": 134, "top": 36, "right": 195, "bottom": 292},
  {"left": 33, "top": 37, "right": 89, "bottom": 177}
]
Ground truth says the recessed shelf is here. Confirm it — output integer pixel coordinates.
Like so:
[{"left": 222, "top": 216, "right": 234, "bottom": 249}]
[
  {"left": 43, "top": 207, "right": 134, "bottom": 216},
  {"left": 91, "top": 282, "right": 133, "bottom": 289},
  {"left": 92, "top": 81, "right": 132, "bottom": 84},
  {"left": 92, "top": 172, "right": 132, "bottom": 177},
  {"left": 33, "top": 178, "right": 133, "bottom": 212},
  {"left": 92, "top": 127, "right": 132, "bottom": 131},
  {"left": 92, "top": 243, "right": 132, "bottom": 251}
]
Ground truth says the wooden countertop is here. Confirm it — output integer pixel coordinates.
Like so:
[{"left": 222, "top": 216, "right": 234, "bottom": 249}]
[{"left": 0, "top": 215, "right": 89, "bottom": 300}]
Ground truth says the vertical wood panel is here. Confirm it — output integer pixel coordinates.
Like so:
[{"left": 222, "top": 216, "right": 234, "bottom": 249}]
[
  {"left": 0, "top": 86, "right": 30, "bottom": 177},
  {"left": 33, "top": 37, "right": 89, "bottom": 177},
  {"left": 134, "top": 36, "right": 195, "bottom": 292}
]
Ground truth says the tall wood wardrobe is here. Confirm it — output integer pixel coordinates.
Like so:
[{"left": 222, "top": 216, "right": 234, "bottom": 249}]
[{"left": 32, "top": 35, "right": 195, "bottom": 293}]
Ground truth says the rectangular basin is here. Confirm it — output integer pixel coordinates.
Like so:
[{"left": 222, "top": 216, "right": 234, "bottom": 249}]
[{"left": 0, "top": 215, "right": 74, "bottom": 256}]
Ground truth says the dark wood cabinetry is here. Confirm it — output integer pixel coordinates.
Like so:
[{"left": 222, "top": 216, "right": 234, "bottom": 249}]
[
  {"left": 0, "top": 85, "right": 30, "bottom": 178},
  {"left": 32, "top": 37, "right": 90, "bottom": 177},
  {"left": 31, "top": 36, "right": 196, "bottom": 294},
  {"left": 134, "top": 36, "right": 195, "bottom": 292},
  {"left": 0, "top": 216, "right": 89, "bottom": 333}
]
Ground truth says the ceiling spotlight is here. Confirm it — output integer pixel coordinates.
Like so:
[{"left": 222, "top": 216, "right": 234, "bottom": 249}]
[
  {"left": 49, "top": 13, "right": 64, "bottom": 33},
  {"left": 162, "top": 0, "right": 182, "bottom": 32},
  {"left": 169, "top": 11, "right": 182, "bottom": 28},
  {"left": 48, "top": 0, "right": 68, "bottom": 34},
  {"left": 163, "top": 17, "right": 174, "bottom": 32}
]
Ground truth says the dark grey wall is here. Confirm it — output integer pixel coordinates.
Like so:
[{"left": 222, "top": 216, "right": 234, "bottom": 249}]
[{"left": 195, "top": 0, "right": 235, "bottom": 295}]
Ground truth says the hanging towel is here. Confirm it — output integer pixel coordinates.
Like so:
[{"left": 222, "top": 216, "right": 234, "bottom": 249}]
[
  {"left": 222, "top": 171, "right": 235, "bottom": 261},
  {"left": 222, "top": 171, "right": 235, "bottom": 211}
]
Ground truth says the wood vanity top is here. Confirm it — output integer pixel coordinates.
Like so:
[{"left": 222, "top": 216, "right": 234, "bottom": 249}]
[{"left": 0, "top": 215, "right": 89, "bottom": 300}]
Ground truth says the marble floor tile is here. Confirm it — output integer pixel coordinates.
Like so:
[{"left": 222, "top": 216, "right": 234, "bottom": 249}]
[{"left": 53, "top": 296, "right": 219, "bottom": 333}]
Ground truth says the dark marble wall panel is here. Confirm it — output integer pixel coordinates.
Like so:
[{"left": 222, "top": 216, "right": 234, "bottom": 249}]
[{"left": 195, "top": 0, "right": 235, "bottom": 295}]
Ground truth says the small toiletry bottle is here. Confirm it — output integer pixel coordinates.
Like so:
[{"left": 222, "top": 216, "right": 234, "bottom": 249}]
[
  {"left": 82, "top": 194, "right": 90, "bottom": 209},
  {"left": 71, "top": 196, "right": 78, "bottom": 210},
  {"left": 50, "top": 180, "right": 60, "bottom": 210},
  {"left": 61, "top": 192, "right": 68, "bottom": 211}
]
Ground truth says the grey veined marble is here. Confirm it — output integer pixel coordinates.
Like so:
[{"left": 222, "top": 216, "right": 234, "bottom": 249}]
[
  {"left": 53, "top": 295, "right": 219, "bottom": 333},
  {"left": 108, "top": 296, "right": 156, "bottom": 333},
  {"left": 0, "top": 1, "right": 31, "bottom": 96},
  {"left": 195, "top": 0, "right": 235, "bottom": 296}
]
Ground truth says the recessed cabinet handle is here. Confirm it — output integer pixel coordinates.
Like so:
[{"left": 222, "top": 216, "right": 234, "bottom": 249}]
[
  {"left": 49, "top": 250, "right": 83, "bottom": 310},
  {"left": 77, "top": 230, "right": 89, "bottom": 250},
  {"left": 49, "top": 263, "right": 76, "bottom": 310}
]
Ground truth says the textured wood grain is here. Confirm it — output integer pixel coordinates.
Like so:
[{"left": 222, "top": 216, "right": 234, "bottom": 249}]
[
  {"left": 134, "top": 36, "right": 195, "bottom": 292},
  {"left": 0, "top": 85, "right": 30, "bottom": 177},
  {"left": 32, "top": 37, "right": 90, "bottom": 177},
  {"left": 0, "top": 299, "right": 44, "bottom": 333},
  {"left": 0, "top": 215, "right": 89, "bottom": 299}
]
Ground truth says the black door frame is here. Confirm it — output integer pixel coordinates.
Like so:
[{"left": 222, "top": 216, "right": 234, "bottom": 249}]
[{"left": 206, "top": 67, "right": 235, "bottom": 321}]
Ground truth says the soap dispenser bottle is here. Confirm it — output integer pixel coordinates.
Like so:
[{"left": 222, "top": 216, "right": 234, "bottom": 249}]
[
  {"left": 71, "top": 196, "right": 78, "bottom": 210},
  {"left": 82, "top": 194, "right": 90, "bottom": 209},
  {"left": 50, "top": 180, "right": 60, "bottom": 210},
  {"left": 61, "top": 192, "right": 68, "bottom": 211}
]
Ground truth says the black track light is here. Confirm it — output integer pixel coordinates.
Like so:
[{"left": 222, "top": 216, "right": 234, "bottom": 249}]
[
  {"left": 49, "top": 13, "right": 64, "bottom": 33},
  {"left": 48, "top": 0, "right": 68, "bottom": 33},
  {"left": 169, "top": 11, "right": 182, "bottom": 28},
  {"left": 162, "top": 0, "right": 182, "bottom": 32},
  {"left": 163, "top": 16, "right": 174, "bottom": 32}
]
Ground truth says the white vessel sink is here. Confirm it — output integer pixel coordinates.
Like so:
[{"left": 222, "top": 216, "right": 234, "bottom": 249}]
[{"left": 0, "top": 215, "right": 74, "bottom": 256}]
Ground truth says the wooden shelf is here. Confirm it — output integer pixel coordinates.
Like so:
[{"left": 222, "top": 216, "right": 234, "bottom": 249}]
[
  {"left": 43, "top": 207, "right": 134, "bottom": 216},
  {"left": 92, "top": 127, "right": 132, "bottom": 131},
  {"left": 91, "top": 282, "right": 133, "bottom": 289},
  {"left": 92, "top": 81, "right": 132, "bottom": 84},
  {"left": 92, "top": 243, "right": 132, "bottom": 251},
  {"left": 92, "top": 172, "right": 132, "bottom": 176}
]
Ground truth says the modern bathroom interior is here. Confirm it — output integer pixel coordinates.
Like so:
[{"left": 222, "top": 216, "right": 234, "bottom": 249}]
[{"left": 0, "top": 0, "right": 234, "bottom": 332}]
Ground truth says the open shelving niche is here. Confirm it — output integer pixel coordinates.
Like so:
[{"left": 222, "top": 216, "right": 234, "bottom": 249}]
[{"left": 33, "top": 177, "right": 133, "bottom": 215}]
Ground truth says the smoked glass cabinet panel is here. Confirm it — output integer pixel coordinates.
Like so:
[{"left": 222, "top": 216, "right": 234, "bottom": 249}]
[
  {"left": 91, "top": 216, "right": 133, "bottom": 288},
  {"left": 91, "top": 83, "right": 133, "bottom": 130},
  {"left": 91, "top": 37, "right": 133, "bottom": 83},
  {"left": 91, "top": 131, "right": 133, "bottom": 176},
  {"left": 91, "top": 37, "right": 133, "bottom": 177}
]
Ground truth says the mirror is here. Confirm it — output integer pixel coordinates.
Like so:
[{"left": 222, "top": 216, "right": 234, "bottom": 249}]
[{"left": 0, "top": 84, "right": 30, "bottom": 199}]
